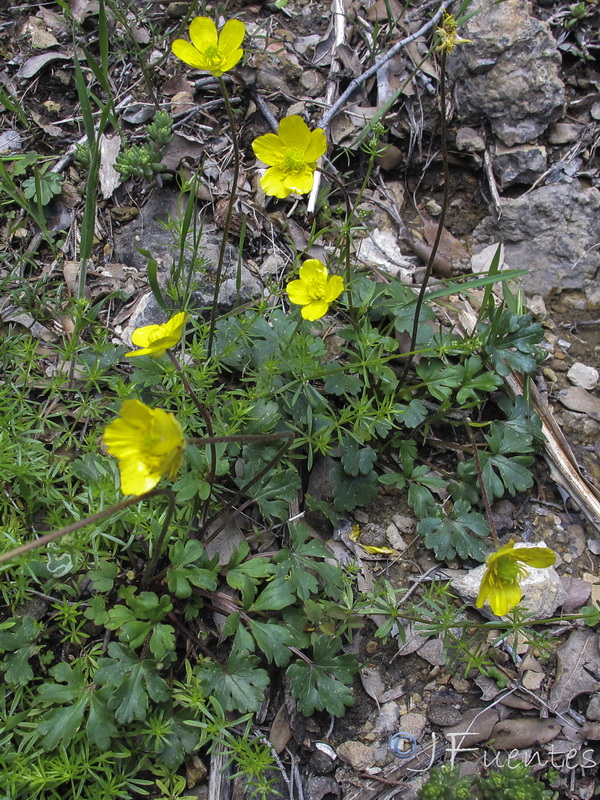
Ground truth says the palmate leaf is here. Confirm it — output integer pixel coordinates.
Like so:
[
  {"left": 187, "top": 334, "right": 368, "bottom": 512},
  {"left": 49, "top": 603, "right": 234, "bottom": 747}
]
[
  {"left": 94, "top": 642, "right": 169, "bottom": 724},
  {"left": 460, "top": 421, "right": 535, "bottom": 499},
  {"left": 286, "top": 635, "right": 358, "bottom": 716},
  {"left": 417, "top": 500, "right": 489, "bottom": 561},
  {"left": 197, "top": 651, "right": 269, "bottom": 713},
  {"left": 0, "top": 616, "right": 43, "bottom": 687},
  {"left": 479, "top": 309, "right": 543, "bottom": 376},
  {"left": 36, "top": 661, "right": 118, "bottom": 749}
]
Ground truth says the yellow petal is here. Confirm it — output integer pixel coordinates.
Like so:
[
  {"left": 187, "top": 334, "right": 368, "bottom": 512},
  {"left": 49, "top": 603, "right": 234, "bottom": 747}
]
[
  {"left": 131, "top": 323, "right": 161, "bottom": 347},
  {"left": 283, "top": 165, "right": 315, "bottom": 195},
  {"left": 189, "top": 16, "right": 217, "bottom": 52},
  {"left": 119, "top": 458, "right": 161, "bottom": 495},
  {"left": 488, "top": 580, "right": 521, "bottom": 617},
  {"left": 324, "top": 274, "right": 344, "bottom": 303},
  {"left": 301, "top": 300, "right": 329, "bottom": 320},
  {"left": 286, "top": 278, "right": 313, "bottom": 306},
  {"left": 304, "top": 128, "right": 327, "bottom": 161},
  {"left": 512, "top": 546, "right": 556, "bottom": 568},
  {"left": 260, "top": 166, "right": 292, "bottom": 198},
  {"left": 475, "top": 569, "right": 492, "bottom": 608},
  {"left": 172, "top": 39, "right": 207, "bottom": 69},
  {"left": 218, "top": 18, "right": 245, "bottom": 53},
  {"left": 298, "top": 259, "right": 327, "bottom": 282},
  {"left": 277, "top": 115, "right": 311, "bottom": 149},
  {"left": 218, "top": 47, "right": 244, "bottom": 73},
  {"left": 252, "top": 134, "right": 286, "bottom": 166}
]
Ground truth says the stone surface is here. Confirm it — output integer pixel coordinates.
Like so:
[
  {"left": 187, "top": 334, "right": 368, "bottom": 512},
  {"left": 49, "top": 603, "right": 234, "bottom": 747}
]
[
  {"left": 451, "top": 542, "right": 567, "bottom": 620},
  {"left": 336, "top": 741, "right": 375, "bottom": 771},
  {"left": 443, "top": 707, "right": 499, "bottom": 748},
  {"left": 113, "top": 190, "right": 261, "bottom": 312},
  {"left": 447, "top": 0, "right": 564, "bottom": 145},
  {"left": 567, "top": 362, "right": 599, "bottom": 390},
  {"left": 472, "top": 182, "right": 600, "bottom": 296},
  {"left": 398, "top": 712, "right": 427, "bottom": 740},
  {"left": 355, "top": 229, "right": 413, "bottom": 279},
  {"left": 492, "top": 143, "right": 547, "bottom": 188},
  {"left": 455, "top": 126, "right": 485, "bottom": 153}
]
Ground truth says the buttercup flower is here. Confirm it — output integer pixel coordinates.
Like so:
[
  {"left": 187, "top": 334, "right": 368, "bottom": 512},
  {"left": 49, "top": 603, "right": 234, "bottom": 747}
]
[
  {"left": 125, "top": 312, "right": 187, "bottom": 358},
  {"left": 286, "top": 259, "right": 344, "bottom": 321},
  {"left": 103, "top": 400, "right": 186, "bottom": 495},
  {"left": 251, "top": 116, "right": 326, "bottom": 199},
  {"left": 172, "top": 17, "right": 245, "bottom": 77},
  {"left": 476, "top": 539, "right": 556, "bottom": 617},
  {"left": 435, "top": 11, "right": 472, "bottom": 54}
]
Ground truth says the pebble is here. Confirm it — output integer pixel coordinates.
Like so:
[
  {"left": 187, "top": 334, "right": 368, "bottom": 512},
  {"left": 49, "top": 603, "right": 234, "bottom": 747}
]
[
  {"left": 354, "top": 510, "right": 369, "bottom": 524},
  {"left": 586, "top": 694, "right": 600, "bottom": 721},
  {"left": 336, "top": 741, "right": 375, "bottom": 771},
  {"left": 522, "top": 670, "right": 544, "bottom": 691},
  {"left": 567, "top": 362, "right": 599, "bottom": 391},
  {"left": 427, "top": 699, "right": 463, "bottom": 727},
  {"left": 398, "top": 712, "right": 427, "bottom": 740}
]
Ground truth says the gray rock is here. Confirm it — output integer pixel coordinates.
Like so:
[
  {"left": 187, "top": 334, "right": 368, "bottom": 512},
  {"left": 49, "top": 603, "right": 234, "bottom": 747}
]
[
  {"left": 472, "top": 182, "right": 600, "bottom": 296},
  {"left": 587, "top": 693, "right": 600, "bottom": 722},
  {"left": 567, "top": 362, "right": 599, "bottom": 391},
  {"left": 451, "top": 542, "right": 567, "bottom": 621},
  {"left": 443, "top": 707, "right": 499, "bottom": 748},
  {"left": 305, "top": 777, "right": 341, "bottom": 800},
  {"left": 447, "top": 0, "right": 565, "bottom": 145},
  {"left": 427, "top": 696, "right": 463, "bottom": 727},
  {"left": 398, "top": 712, "right": 427, "bottom": 740},
  {"left": 113, "top": 190, "right": 261, "bottom": 312},
  {"left": 455, "top": 126, "right": 485, "bottom": 153},
  {"left": 492, "top": 143, "right": 547, "bottom": 188},
  {"left": 548, "top": 122, "right": 581, "bottom": 144}
]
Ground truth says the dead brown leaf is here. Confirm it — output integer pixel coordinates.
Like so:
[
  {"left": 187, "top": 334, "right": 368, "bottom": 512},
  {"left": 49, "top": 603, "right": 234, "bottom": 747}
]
[{"left": 549, "top": 629, "right": 600, "bottom": 713}]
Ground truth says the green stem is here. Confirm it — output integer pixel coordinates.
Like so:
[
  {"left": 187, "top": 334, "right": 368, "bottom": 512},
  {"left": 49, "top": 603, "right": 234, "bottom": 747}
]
[
  {"left": 206, "top": 77, "right": 241, "bottom": 360},
  {"left": 0, "top": 488, "right": 170, "bottom": 566},
  {"left": 167, "top": 349, "right": 216, "bottom": 527},
  {"left": 318, "top": 168, "right": 355, "bottom": 317},
  {"left": 141, "top": 489, "right": 176, "bottom": 589},
  {"left": 399, "top": 48, "right": 449, "bottom": 384}
]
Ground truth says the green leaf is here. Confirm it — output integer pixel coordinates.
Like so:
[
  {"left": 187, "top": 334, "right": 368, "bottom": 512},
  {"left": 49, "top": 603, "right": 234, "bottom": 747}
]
[
  {"left": 286, "top": 635, "right": 358, "bottom": 716},
  {"left": 417, "top": 500, "right": 489, "bottom": 561},
  {"left": 480, "top": 309, "right": 544, "bottom": 376},
  {"left": 460, "top": 422, "right": 535, "bottom": 499},
  {"left": 167, "top": 540, "right": 219, "bottom": 599},
  {"left": 197, "top": 651, "right": 269, "bottom": 713},
  {"left": 341, "top": 439, "right": 377, "bottom": 477},
  {"left": 0, "top": 616, "right": 42, "bottom": 687},
  {"left": 225, "top": 549, "right": 274, "bottom": 607},
  {"left": 249, "top": 578, "right": 296, "bottom": 612},
  {"left": 402, "top": 398, "right": 428, "bottom": 429},
  {"left": 94, "top": 642, "right": 169, "bottom": 724},
  {"left": 246, "top": 619, "right": 293, "bottom": 667},
  {"left": 330, "top": 462, "right": 379, "bottom": 512},
  {"left": 273, "top": 524, "right": 344, "bottom": 600},
  {"left": 173, "top": 473, "right": 211, "bottom": 502},
  {"left": 323, "top": 370, "right": 363, "bottom": 396}
]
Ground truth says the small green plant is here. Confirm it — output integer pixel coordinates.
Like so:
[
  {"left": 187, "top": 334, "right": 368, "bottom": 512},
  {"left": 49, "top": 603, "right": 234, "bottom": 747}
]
[
  {"left": 418, "top": 762, "right": 554, "bottom": 800},
  {"left": 115, "top": 110, "right": 173, "bottom": 182}
]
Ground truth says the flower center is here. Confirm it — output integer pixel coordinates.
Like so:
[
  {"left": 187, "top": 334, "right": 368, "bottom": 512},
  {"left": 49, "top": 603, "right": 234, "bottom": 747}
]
[
  {"left": 304, "top": 277, "right": 327, "bottom": 301},
  {"left": 495, "top": 557, "right": 524, "bottom": 582},
  {"left": 282, "top": 148, "right": 305, "bottom": 173},
  {"left": 202, "top": 44, "right": 221, "bottom": 65}
]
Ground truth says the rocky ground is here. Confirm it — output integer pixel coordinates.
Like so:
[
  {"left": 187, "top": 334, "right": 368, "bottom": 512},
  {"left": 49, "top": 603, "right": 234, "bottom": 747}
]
[{"left": 1, "top": 0, "right": 600, "bottom": 797}]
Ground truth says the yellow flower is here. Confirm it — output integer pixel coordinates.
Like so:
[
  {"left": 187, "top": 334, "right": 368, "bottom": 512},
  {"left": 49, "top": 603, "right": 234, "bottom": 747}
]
[
  {"left": 435, "top": 11, "right": 472, "bottom": 53},
  {"left": 125, "top": 312, "right": 187, "bottom": 358},
  {"left": 251, "top": 116, "right": 326, "bottom": 199},
  {"left": 103, "top": 400, "right": 186, "bottom": 495},
  {"left": 476, "top": 539, "right": 556, "bottom": 617},
  {"left": 172, "top": 17, "right": 245, "bottom": 77},
  {"left": 286, "top": 259, "right": 344, "bottom": 321}
]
